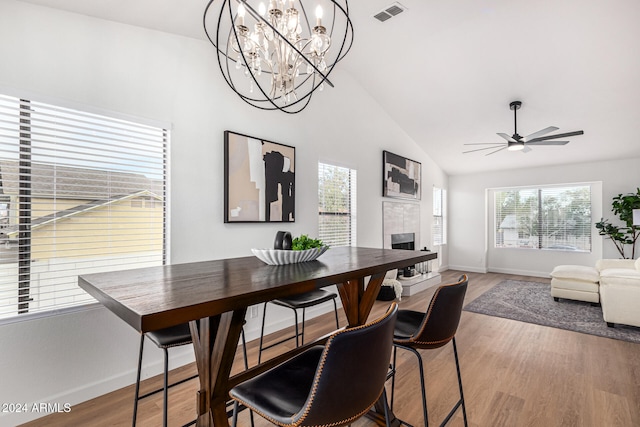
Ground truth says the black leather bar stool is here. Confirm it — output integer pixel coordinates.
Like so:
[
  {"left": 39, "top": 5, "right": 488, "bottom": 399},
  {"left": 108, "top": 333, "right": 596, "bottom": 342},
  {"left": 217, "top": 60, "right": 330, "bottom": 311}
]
[
  {"left": 230, "top": 303, "right": 399, "bottom": 427},
  {"left": 258, "top": 289, "right": 339, "bottom": 363},
  {"left": 389, "top": 275, "right": 469, "bottom": 427},
  {"left": 133, "top": 322, "right": 251, "bottom": 427}
]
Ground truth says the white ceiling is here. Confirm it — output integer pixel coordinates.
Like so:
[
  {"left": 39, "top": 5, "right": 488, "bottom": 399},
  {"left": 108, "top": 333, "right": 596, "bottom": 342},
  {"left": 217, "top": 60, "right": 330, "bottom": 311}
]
[{"left": 16, "top": 0, "right": 640, "bottom": 175}]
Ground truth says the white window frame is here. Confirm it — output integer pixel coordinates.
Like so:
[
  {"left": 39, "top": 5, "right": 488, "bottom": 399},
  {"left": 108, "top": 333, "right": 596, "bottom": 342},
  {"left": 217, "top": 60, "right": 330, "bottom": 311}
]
[
  {"left": 318, "top": 162, "right": 357, "bottom": 247},
  {"left": 493, "top": 183, "right": 592, "bottom": 252},
  {"left": 433, "top": 187, "right": 447, "bottom": 247},
  {"left": 0, "top": 92, "right": 168, "bottom": 323}
]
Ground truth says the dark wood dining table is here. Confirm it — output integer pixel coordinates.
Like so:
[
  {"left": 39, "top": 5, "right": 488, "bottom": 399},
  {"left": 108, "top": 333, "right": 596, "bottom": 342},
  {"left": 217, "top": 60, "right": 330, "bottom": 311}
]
[{"left": 78, "top": 246, "right": 436, "bottom": 427}]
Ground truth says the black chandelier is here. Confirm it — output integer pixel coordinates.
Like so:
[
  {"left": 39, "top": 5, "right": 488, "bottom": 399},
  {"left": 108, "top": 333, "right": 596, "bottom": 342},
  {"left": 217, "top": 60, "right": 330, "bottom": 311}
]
[{"left": 203, "top": 0, "right": 354, "bottom": 114}]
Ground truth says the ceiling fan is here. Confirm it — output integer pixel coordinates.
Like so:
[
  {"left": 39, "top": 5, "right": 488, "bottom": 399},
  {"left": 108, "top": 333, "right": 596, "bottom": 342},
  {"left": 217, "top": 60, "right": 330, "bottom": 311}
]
[{"left": 463, "top": 101, "right": 584, "bottom": 155}]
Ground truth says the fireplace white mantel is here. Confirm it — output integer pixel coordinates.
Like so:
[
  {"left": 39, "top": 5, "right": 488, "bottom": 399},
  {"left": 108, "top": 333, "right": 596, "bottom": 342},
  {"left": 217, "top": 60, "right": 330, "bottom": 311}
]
[{"left": 382, "top": 201, "right": 441, "bottom": 296}]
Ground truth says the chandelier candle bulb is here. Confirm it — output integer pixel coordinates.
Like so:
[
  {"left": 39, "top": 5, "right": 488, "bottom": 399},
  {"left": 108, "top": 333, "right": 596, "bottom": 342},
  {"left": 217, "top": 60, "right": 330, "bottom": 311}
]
[
  {"left": 237, "top": 3, "right": 246, "bottom": 25},
  {"left": 287, "top": 9, "right": 299, "bottom": 31},
  {"left": 315, "top": 5, "right": 323, "bottom": 26}
]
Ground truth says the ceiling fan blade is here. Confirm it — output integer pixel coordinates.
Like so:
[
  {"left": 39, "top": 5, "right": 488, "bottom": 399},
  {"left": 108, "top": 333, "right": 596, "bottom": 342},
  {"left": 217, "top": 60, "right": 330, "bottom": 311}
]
[
  {"left": 464, "top": 143, "right": 506, "bottom": 146},
  {"left": 528, "top": 130, "right": 584, "bottom": 142},
  {"left": 527, "top": 140, "right": 569, "bottom": 145},
  {"left": 521, "top": 145, "right": 532, "bottom": 153},
  {"left": 463, "top": 145, "right": 506, "bottom": 154},
  {"left": 522, "top": 126, "right": 559, "bottom": 142},
  {"left": 497, "top": 133, "right": 516, "bottom": 143},
  {"left": 485, "top": 146, "right": 508, "bottom": 156}
]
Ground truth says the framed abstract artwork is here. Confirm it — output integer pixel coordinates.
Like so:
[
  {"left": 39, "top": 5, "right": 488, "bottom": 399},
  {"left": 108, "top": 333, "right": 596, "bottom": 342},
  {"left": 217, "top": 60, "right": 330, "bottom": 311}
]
[
  {"left": 224, "top": 131, "right": 295, "bottom": 223},
  {"left": 382, "top": 150, "right": 421, "bottom": 200}
]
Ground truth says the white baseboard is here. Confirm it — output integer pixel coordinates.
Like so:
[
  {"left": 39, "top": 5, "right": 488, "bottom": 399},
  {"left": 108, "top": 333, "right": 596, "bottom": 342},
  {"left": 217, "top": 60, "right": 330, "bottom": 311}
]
[
  {"left": 444, "top": 264, "right": 551, "bottom": 278},
  {"left": 448, "top": 264, "right": 489, "bottom": 274},
  {"left": 488, "top": 267, "right": 551, "bottom": 278},
  {"left": 0, "top": 346, "right": 195, "bottom": 426}
]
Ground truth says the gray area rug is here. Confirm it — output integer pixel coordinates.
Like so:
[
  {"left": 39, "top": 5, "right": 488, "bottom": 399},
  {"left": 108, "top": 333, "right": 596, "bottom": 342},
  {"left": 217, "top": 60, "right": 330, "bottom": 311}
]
[{"left": 463, "top": 280, "right": 640, "bottom": 344}]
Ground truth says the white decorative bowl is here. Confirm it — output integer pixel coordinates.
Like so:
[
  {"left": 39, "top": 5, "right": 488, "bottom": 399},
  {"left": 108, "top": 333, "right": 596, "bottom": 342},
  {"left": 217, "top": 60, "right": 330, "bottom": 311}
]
[{"left": 252, "top": 246, "right": 329, "bottom": 265}]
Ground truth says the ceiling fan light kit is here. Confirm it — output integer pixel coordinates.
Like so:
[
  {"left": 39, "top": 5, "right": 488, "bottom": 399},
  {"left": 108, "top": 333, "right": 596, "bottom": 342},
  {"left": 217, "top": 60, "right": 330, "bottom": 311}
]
[
  {"left": 463, "top": 100, "right": 584, "bottom": 155},
  {"left": 507, "top": 141, "right": 525, "bottom": 151}
]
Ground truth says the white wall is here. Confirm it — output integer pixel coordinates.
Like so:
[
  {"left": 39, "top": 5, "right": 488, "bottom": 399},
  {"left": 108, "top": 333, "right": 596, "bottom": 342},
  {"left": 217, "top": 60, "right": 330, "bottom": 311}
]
[
  {"left": 449, "top": 157, "right": 640, "bottom": 277},
  {"left": 0, "top": 1, "right": 447, "bottom": 424}
]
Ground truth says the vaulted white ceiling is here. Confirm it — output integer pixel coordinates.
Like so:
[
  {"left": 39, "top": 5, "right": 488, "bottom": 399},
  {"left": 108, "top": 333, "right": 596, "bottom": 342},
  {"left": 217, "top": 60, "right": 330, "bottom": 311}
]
[{"left": 16, "top": 0, "right": 640, "bottom": 175}]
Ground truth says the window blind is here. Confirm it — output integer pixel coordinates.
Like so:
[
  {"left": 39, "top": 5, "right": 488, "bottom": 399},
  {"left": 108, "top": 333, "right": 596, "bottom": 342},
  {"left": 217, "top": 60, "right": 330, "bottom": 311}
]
[
  {"left": 318, "top": 163, "right": 356, "bottom": 247},
  {"left": 494, "top": 184, "right": 591, "bottom": 251},
  {"left": 0, "top": 93, "right": 167, "bottom": 321},
  {"left": 432, "top": 187, "right": 447, "bottom": 246}
]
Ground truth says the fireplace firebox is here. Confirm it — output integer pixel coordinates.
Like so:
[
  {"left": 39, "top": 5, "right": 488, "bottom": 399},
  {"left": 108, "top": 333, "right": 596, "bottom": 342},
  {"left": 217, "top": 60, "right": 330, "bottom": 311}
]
[{"left": 391, "top": 233, "right": 417, "bottom": 277}]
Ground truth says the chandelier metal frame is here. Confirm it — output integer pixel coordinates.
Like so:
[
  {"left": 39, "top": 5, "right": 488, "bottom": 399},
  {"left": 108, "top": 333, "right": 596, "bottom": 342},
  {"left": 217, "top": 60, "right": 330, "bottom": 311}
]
[{"left": 203, "top": 0, "right": 354, "bottom": 114}]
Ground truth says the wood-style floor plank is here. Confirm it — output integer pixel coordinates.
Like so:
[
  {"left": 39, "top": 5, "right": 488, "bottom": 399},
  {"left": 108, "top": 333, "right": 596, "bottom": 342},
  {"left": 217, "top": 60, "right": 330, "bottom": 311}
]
[{"left": 21, "top": 271, "right": 640, "bottom": 427}]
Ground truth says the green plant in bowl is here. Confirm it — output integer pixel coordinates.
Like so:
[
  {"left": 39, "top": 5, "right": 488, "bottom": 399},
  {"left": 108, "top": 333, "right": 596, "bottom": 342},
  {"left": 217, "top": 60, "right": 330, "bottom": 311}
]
[{"left": 291, "top": 235, "right": 326, "bottom": 251}]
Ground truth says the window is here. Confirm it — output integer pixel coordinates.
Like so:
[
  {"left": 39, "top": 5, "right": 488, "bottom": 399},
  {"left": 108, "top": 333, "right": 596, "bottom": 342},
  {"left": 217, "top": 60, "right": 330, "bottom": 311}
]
[
  {"left": 494, "top": 184, "right": 591, "bottom": 251},
  {"left": 0, "top": 94, "right": 167, "bottom": 321},
  {"left": 433, "top": 187, "right": 446, "bottom": 246},
  {"left": 0, "top": 196, "right": 10, "bottom": 229},
  {"left": 318, "top": 163, "right": 356, "bottom": 247}
]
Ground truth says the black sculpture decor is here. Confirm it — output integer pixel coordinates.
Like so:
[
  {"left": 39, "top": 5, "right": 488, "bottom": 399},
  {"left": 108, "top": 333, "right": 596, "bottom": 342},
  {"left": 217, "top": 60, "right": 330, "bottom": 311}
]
[{"left": 274, "top": 231, "right": 292, "bottom": 250}]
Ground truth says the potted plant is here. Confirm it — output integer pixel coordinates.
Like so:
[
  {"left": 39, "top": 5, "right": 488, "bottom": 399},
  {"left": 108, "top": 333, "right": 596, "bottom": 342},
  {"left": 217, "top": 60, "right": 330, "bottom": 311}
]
[{"left": 595, "top": 188, "right": 640, "bottom": 259}]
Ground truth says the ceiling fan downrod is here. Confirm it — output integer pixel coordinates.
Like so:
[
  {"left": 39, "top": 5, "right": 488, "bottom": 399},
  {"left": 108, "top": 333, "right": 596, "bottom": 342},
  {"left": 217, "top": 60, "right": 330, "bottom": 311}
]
[
  {"left": 508, "top": 100, "right": 524, "bottom": 150},
  {"left": 510, "top": 100, "right": 522, "bottom": 138}
]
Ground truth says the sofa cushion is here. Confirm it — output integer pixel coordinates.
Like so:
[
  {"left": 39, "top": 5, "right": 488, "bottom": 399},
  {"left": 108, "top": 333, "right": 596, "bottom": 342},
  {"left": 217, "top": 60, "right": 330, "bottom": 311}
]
[
  {"left": 550, "top": 265, "right": 599, "bottom": 283},
  {"left": 600, "top": 268, "right": 640, "bottom": 286},
  {"left": 596, "top": 258, "right": 636, "bottom": 272}
]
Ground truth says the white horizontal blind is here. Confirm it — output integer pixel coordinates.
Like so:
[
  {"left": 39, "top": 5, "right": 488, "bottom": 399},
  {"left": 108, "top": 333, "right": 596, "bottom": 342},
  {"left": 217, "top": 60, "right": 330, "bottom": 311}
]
[
  {"left": 432, "top": 187, "right": 446, "bottom": 246},
  {"left": 494, "top": 184, "right": 591, "bottom": 251},
  {"left": 0, "top": 94, "right": 167, "bottom": 320},
  {"left": 495, "top": 187, "right": 538, "bottom": 249},
  {"left": 318, "top": 162, "right": 356, "bottom": 247},
  {"left": 540, "top": 186, "right": 591, "bottom": 250}
]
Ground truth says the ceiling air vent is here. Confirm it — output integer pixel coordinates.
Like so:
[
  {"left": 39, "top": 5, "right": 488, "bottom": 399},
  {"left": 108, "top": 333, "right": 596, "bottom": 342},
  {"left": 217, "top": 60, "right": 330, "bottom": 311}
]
[{"left": 373, "top": 2, "right": 406, "bottom": 23}]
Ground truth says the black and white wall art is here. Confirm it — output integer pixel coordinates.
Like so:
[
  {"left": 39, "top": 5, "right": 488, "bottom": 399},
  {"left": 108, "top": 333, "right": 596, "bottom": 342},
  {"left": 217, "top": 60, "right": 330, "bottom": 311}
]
[
  {"left": 224, "top": 131, "right": 295, "bottom": 222},
  {"left": 383, "top": 150, "right": 421, "bottom": 200}
]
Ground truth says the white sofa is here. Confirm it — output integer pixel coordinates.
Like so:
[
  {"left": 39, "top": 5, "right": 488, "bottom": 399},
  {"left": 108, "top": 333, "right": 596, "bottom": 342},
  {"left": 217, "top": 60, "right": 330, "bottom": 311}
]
[{"left": 596, "top": 258, "right": 640, "bottom": 328}]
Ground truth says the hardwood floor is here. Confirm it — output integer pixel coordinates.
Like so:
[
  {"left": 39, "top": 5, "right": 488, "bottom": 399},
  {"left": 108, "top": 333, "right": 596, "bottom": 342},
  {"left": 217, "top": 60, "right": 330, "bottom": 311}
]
[{"left": 21, "top": 271, "right": 640, "bottom": 427}]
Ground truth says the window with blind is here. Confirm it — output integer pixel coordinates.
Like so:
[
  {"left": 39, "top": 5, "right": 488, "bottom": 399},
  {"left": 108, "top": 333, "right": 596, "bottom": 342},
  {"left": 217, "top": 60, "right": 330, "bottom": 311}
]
[
  {"left": 433, "top": 187, "right": 446, "bottom": 246},
  {"left": 494, "top": 184, "right": 591, "bottom": 251},
  {"left": 0, "top": 94, "right": 167, "bottom": 321},
  {"left": 318, "top": 163, "right": 356, "bottom": 247}
]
